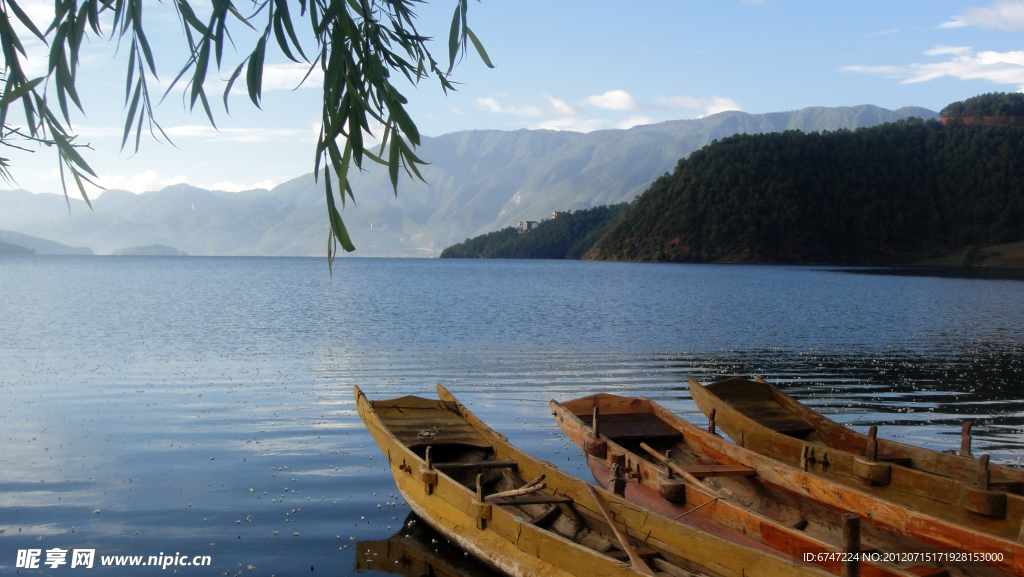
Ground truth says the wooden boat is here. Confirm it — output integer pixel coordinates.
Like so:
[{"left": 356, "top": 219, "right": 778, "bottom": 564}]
[
  {"left": 553, "top": 393, "right": 1016, "bottom": 577},
  {"left": 356, "top": 384, "right": 836, "bottom": 577},
  {"left": 689, "top": 376, "right": 1024, "bottom": 544}
]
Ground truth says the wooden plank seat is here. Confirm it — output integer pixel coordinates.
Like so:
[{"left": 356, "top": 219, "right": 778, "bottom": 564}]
[
  {"left": 877, "top": 456, "right": 913, "bottom": 467},
  {"left": 432, "top": 459, "right": 517, "bottom": 471},
  {"left": 679, "top": 464, "right": 757, "bottom": 478},
  {"left": 486, "top": 494, "right": 574, "bottom": 505},
  {"left": 579, "top": 413, "right": 683, "bottom": 440},
  {"left": 729, "top": 399, "right": 815, "bottom": 437}
]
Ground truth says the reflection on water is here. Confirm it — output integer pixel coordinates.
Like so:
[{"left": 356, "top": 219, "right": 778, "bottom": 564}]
[
  {"left": 835, "top": 267, "right": 1024, "bottom": 281},
  {"left": 1, "top": 257, "right": 1024, "bottom": 575},
  {"left": 355, "top": 512, "right": 499, "bottom": 576}
]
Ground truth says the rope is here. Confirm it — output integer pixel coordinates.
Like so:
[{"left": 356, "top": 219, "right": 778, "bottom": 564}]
[{"left": 673, "top": 497, "right": 721, "bottom": 521}]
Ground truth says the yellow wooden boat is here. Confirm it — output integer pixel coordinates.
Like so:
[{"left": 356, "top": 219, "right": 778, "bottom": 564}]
[
  {"left": 552, "top": 392, "right": 1018, "bottom": 577},
  {"left": 356, "top": 384, "right": 835, "bottom": 577},
  {"left": 690, "top": 376, "right": 1024, "bottom": 544}
]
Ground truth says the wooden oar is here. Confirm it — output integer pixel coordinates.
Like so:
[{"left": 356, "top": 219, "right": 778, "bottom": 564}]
[
  {"left": 584, "top": 484, "right": 655, "bottom": 576},
  {"left": 640, "top": 442, "right": 723, "bottom": 498},
  {"left": 487, "top": 483, "right": 547, "bottom": 500}
]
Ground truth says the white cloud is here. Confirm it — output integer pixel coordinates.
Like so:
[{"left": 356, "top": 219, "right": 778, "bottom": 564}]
[
  {"left": 922, "top": 45, "right": 973, "bottom": 56},
  {"left": 74, "top": 124, "right": 318, "bottom": 143},
  {"left": 485, "top": 90, "right": 741, "bottom": 133},
  {"left": 942, "top": 0, "right": 1024, "bottom": 30},
  {"left": 873, "top": 29, "right": 902, "bottom": 36},
  {"left": 258, "top": 63, "right": 323, "bottom": 91},
  {"left": 476, "top": 97, "right": 543, "bottom": 117},
  {"left": 535, "top": 117, "right": 608, "bottom": 132},
  {"left": 615, "top": 116, "right": 656, "bottom": 129},
  {"left": 88, "top": 172, "right": 275, "bottom": 195},
  {"left": 843, "top": 47, "right": 1024, "bottom": 90},
  {"left": 199, "top": 180, "right": 275, "bottom": 192},
  {"left": 581, "top": 90, "right": 641, "bottom": 111},
  {"left": 542, "top": 93, "right": 580, "bottom": 116},
  {"left": 92, "top": 170, "right": 189, "bottom": 195},
  {"left": 656, "top": 96, "right": 742, "bottom": 117}
]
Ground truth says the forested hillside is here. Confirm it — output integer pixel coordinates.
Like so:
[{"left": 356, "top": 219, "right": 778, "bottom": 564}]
[
  {"left": 586, "top": 119, "right": 1024, "bottom": 265},
  {"left": 441, "top": 204, "right": 629, "bottom": 259},
  {"left": 941, "top": 92, "right": 1024, "bottom": 119}
]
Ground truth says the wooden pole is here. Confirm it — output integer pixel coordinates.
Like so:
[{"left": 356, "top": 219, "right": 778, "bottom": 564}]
[
  {"left": 708, "top": 408, "right": 717, "bottom": 435},
  {"left": 593, "top": 407, "right": 600, "bottom": 437},
  {"left": 961, "top": 421, "right": 973, "bottom": 456},
  {"left": 842, "top": 514, "right": 860, "bottom": 577},
  {"left": 866, "top": 426, "right": 878, "bottom": 462},
  {"left": 979, "top": 454, "right": 991, "bottom": 491},
  {"left": 584, "top": 484, "right": 655, "bottom": 576}
]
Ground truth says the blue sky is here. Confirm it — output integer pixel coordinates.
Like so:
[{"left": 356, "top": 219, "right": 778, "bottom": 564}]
[{"left": 5, "top": 0, "right": 1024, "bottom": 197}]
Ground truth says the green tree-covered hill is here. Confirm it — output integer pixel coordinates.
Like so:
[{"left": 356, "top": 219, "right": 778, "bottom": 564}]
[
  {"left": 585, "top": 119, "right": 1024, "bottom": 265},
  {"left": 441, "top": 204, "right": 629, "bottom": 259},
  {"left": 941, "top": 92, "right": 1024, "bottom": 119}
]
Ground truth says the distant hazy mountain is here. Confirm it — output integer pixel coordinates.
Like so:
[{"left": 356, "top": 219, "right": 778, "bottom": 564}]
[
  {"left": 0, "top": 229, "right": 93, "bottom": 254},
  {"left": 0, "top": 240, "right": 34, "bottom": 254},
  {"left": 1, "top": 105, "right": 937, "bottom": 257},
  {"left": 111, "top": 244, "right": 188, "bottom": 256}
]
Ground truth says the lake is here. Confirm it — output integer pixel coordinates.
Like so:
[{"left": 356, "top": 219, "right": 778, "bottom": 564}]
[{"left": 2, "top": 256, "right": 1024, "bottom": 575}]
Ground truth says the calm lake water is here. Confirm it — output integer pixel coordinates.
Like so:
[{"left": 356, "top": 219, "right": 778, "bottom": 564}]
[{"left": 2, "top": 256, "right": 1024, "bottom": 576}]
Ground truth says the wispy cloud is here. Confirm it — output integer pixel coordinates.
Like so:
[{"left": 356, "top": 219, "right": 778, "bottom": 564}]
[
  {"left": 581, "top": 90, "right": 641, "bottom": 111},
  {"left": 843, "top": 46, "right": 1024, "bottom": 90},
  {"left": 76, "top": 124, "right": 318, "bottom": 143},
  {"left": 91, "top": 170, "right": 189, "bottom": 195},
  {"left": 616, "top": 116, "right": 657, "bottom": 129},
  {"left": 535, "top": 117, "right": 609, "bottom": 132},
  {"left": 941, "top": 0, "right": 1024, "bottom": 30},
  {"left": 259, "top": 63, "right": 323, "bottom": 91},
  {"left": 88, "top": 171, "right": 275, "bottom": 195},
  {"left": 542, "top": 93, "right": 580, "bottom": 116},
  {"left": 922, "top": 45, "right": 974, "bottom": 56},
  {"left": 479, "top": 90, "right": 742, "bottom": 133},
  {"left": 872, "top": 29, "right": 902, "bottom": 36},
  {"left": 656, "top": 96, "right": 743, "bottom": 117},
  {"left": 199, "top": 179, "right": 276, "bottom": 192},
  {"left": 476, "top": 97, "right": 543, "bottom": 116}
]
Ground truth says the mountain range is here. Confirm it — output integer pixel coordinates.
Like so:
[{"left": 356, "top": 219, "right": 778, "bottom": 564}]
[{"left": 0, "top": 104, "right": 938, "bottom": 256}]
